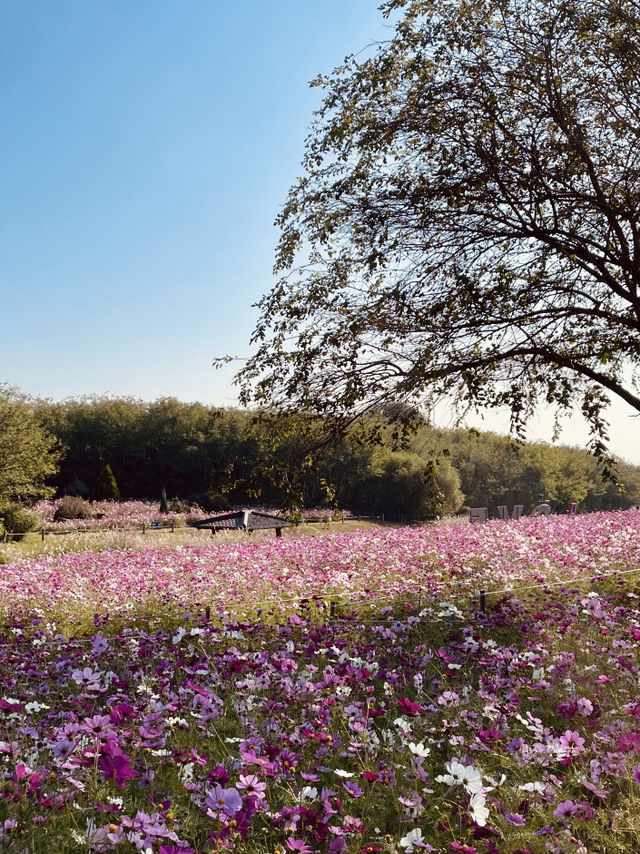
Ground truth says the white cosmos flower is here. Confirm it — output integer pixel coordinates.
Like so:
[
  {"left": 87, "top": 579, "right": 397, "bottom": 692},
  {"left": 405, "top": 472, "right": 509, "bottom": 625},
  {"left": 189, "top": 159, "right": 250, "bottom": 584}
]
[
  {"left": 394, "top": 717, "right": 412, "bottom": 733},
  {"left": 408, "top": 742, "right": 431, "bottom": 758},
  {"left": 25, "top": 702, "right": 49, "bottom": 714},
  {"left": 299, "top": 786, "right": 318, "bottom": 801},
  {"left": 399, "top": 826, "right": 427, "bottom": 851},
  {"left": 334, "top": 769, "right": 354, "bottom": 778},
  {"left": 518, "top": 781, "right": 546, "bottom": 794},
  {"left": 436, "top": 761, "right": 483, "bottom": 794},
  {"left": 171, "top": 627, "right": 186, "bottom": 644},
  {"left": 484, "top": 773, "right": 506, "bottom": 789},
  {"left": 469, "top": 792, "right": 490, "bottom": 827}
]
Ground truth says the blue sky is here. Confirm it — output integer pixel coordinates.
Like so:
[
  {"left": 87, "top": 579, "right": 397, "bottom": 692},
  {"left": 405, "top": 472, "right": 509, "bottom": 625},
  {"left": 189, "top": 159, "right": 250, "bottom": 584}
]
[
  {"left": 1, "top": 1, "right": 639, "bottom": 464},
  {"left": 1, "top": 1, "right": 388, "bottom": 397}
]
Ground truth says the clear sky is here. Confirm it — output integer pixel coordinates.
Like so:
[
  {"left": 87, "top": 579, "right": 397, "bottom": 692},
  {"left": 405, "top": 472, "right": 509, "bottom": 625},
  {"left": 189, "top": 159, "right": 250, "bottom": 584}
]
[{"left": 1, "top": 1, "right": 639, "bottom": 465}]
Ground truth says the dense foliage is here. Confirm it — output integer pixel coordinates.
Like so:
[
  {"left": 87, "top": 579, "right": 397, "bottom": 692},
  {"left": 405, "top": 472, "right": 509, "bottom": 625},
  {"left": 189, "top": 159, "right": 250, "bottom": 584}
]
[
  {"left": 35, "top": 398, "right": 640, "bottom": 515},
  {"left": 0, "top": 386, "right": 59, "bottom": 508}
]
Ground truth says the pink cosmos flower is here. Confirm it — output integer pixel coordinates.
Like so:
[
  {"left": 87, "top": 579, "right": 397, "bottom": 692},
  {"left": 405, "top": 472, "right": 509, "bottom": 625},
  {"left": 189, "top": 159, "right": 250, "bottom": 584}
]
[
  {"left": 286, "top": 839, "right": 313, "bottom": 853},
  {"left": 79, "top": 715, "right": 114, "bottom": 739},
  {"left": 236, "top": 774, "right": 267, "bottom": 800},
  {"left": 559, "top": 730, "right": 585, "bottom": 758},
  {"left": 576, "top": 697, "right": 593, "bottom": 716},
  {"left": 71, "top": 666, "right": 102, "bottom": 691},
  {"left": 397, "top": 697, "right": 421, "bottom": 716}
]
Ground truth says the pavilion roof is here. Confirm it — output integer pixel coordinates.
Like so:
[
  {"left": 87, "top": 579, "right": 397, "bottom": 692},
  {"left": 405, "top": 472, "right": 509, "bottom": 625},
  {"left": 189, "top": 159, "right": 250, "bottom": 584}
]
[{"left": 192, "top": 510, "right": 290, "bottom": 531}]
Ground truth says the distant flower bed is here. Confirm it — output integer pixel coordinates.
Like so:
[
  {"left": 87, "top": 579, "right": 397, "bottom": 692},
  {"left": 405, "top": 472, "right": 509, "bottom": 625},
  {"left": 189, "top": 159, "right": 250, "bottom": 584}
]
[
  {"left": 31, "top": 500, "right": 349, "bottom": 530},
  {"left": 32, "top": 499, "right": 207, "bottom": 529}
]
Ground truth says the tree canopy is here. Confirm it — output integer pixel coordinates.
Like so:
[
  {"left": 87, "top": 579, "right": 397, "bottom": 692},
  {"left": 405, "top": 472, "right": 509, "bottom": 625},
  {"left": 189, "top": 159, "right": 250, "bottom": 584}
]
[
  {"left": 33, "top": 395, "right": 640, "bottom": 513},
  {"left": 0, "top": 386, "right": 60, "bottom": 506},
  {"left": 237, "top": 0, "right": 640, "bottom": 458}
]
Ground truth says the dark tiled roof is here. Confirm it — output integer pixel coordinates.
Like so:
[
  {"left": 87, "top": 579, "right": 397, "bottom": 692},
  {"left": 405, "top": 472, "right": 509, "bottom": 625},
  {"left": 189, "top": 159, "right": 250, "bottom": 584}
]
[{"left": 192, "top": 510, "right": 290, "bottom": 531}]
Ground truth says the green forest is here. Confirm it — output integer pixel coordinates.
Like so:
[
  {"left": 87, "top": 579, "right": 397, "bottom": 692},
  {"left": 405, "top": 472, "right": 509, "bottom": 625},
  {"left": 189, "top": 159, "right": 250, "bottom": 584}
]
[{"left": 10, "top": 395, "right": 636, "bottom": 518}]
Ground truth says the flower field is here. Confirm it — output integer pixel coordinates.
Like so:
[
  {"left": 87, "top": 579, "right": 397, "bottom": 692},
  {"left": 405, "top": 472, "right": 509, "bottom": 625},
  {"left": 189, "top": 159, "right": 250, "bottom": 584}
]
[
  {"left": 1, "top": 511, "right": 640, "bottom": 852},
  {"left": 33, "top": 500, "right": 208, "bottom": 530},
  {"left": 31, "top": 500, "right": 347, "bottom": 532},
  {"left": 2, "top": 511, "right": 639, "bottom": 628}
]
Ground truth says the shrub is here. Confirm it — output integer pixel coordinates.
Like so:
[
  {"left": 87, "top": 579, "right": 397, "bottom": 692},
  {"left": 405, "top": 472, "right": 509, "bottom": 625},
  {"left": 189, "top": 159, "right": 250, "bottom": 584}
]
[
  {"left": 159, "top": 488, "right": 169, "bottom": 514},
  {"left": 1, "top": 503, "right": 39, "bottom": 540},
  {"left": 53, "top": 496, "right": 92, "bottom": 522},
  {"left": 168, "top": 497, "right": 190, "bottom": 513},
  {"left": 207, "top": 491, "right": 230, "bottom": 512},
  {"left": 65, "top": 477, "right": 88, "bottom": 497},
  {"left": 93, "top": 465, "right": 121, "bottom": 501}
]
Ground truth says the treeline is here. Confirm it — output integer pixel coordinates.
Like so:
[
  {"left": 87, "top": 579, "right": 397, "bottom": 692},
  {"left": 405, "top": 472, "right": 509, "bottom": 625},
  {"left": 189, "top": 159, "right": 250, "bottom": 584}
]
[{"left": 31, "top": 397, "right": 640, "bottom": 517}]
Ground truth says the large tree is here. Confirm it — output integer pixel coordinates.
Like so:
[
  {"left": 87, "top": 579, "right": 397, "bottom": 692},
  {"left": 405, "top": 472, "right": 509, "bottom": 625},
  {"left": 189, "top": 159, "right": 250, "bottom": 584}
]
[
  {"left": 0, "top": 386, "right": 60, "bottom": 505},
  {"left": 237, "top": 0, "right": 640, "bottom": 458}
]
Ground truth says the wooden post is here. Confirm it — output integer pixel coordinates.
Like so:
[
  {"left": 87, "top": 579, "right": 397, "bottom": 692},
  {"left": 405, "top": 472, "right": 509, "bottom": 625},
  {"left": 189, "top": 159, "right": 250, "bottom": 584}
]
[
  {"left": 41, "top": 527, "right": 45, "bottom": 542},
  {"left": 480, "top": 590, "right": 486, "bottom": 613},
  {"left": 275, "top": 527, "right": 282, "bottom": 538},
  {"left": 171, "top": 520, "right": 174, "bottom": 533},
  {"left": 142, "top": 523, "right": 146, "bottom": 534},
  {"left": 205, "top": 606, "right": 211, "bottom": 621},
  {"left": 330, "top": 601, "right": 336, "bottom": 618}
]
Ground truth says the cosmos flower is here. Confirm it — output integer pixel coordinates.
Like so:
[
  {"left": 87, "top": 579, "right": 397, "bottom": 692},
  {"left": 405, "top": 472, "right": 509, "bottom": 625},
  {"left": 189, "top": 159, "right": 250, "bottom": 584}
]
[{"left": 204, "top": 785, "right": 242, "bottom": 817}]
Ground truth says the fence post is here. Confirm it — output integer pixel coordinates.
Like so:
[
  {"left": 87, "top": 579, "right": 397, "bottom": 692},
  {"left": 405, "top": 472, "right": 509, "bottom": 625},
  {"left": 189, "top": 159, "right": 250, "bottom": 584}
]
[
  {"left": 142, "top": 523, "right": 146, "bottom": 534},
  {"left": 171, "top": 520, "right": 174, "bottom": 533},
  {"left": 41, "top": 527, "right": 45, "bottom": 542},
  {"left": 480, "top": 590, "right": 486, "bottom": 613}
]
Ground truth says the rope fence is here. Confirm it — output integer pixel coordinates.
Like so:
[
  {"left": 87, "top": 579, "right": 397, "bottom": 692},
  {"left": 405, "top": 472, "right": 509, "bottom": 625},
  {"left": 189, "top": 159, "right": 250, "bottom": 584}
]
[
  {"left": 0, "top": 512, "right": 444, "bottom": 543},
  {"left": 2, "top": 562, "right": 638, "bottom": 646}
]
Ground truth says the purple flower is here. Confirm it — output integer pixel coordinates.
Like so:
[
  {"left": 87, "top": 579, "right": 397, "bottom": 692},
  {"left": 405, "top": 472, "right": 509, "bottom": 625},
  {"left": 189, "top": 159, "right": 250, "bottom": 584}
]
[
  {"left": 51, "top": 738, "right": 76, "bottom": 761},
  {"left": 79, "top": 715, "right": 114, "bottom": 739},
  {"left": 553, "top": 800, "right": 577, "bottom": 818},
  {"left": 559, "top": 730, "right": 585, "bottom": 759},
  {"left": 205, "top": 785, "right": 242, "bottom": 816},
  {"left": 91, "top": 633, "right": 109, "bottom": 655},
  {"left": 71, "top": 667, "right": 102, "bottom": 691},
  {"left": 343, "top": 781, "right": 363, "bottom": 798}
]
